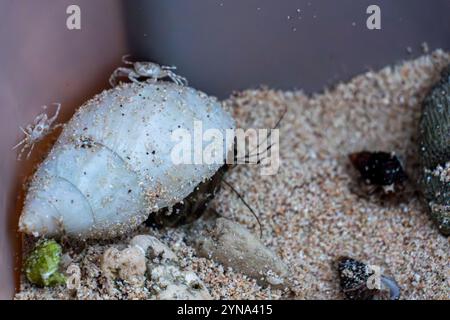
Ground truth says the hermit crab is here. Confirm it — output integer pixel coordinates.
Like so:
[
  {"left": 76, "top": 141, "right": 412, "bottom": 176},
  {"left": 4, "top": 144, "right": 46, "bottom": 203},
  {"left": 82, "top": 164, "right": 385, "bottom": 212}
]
[
  {"left": 24, "top": 239, "right": 65, "bottom": 287},
  {"left": 418, "top": 64, "right": 450, "bottom": 236},
  {"left": 18, "top": 59, "right": 236, "bottom": 239}
]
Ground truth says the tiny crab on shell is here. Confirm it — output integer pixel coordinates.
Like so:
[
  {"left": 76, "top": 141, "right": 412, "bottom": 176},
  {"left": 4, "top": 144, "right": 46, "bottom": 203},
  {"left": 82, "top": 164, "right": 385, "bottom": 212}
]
[
  {"left": 109, "top": 55, "right": 188, "bottom": 87},
  {"left": 349, "top": 151, "right": 408, "bottom": 194},
  {"left": 13, "top": 103, "right": 62, "bottom": 160}
]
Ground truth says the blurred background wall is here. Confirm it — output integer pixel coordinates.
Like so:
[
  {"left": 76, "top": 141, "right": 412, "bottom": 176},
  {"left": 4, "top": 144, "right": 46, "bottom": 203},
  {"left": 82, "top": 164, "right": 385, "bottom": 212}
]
[
  {"left": 0, "top": 0, "right": 127, "bottom": 299},
  {"left": 126, "top": 0, "right": 450, "bottom": 98}
]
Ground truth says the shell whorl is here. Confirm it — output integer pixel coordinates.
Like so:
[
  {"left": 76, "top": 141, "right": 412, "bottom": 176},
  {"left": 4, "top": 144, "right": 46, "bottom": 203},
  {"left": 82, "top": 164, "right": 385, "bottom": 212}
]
[{"left": 418, "top": 64, "right": 450, "bottom": 236}]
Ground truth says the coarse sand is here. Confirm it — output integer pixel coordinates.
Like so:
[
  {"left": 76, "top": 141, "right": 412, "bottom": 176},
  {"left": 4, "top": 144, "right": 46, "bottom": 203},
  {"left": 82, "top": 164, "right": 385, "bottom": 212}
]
[{"left": 15, "top": 50, "right": 450, "bottom": 300}]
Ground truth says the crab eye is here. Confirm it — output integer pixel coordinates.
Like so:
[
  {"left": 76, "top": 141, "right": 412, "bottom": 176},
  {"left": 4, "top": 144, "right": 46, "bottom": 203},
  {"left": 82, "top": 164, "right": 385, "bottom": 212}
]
[{"left": 36, "top": 126, "right": 43, "bottom": 132}]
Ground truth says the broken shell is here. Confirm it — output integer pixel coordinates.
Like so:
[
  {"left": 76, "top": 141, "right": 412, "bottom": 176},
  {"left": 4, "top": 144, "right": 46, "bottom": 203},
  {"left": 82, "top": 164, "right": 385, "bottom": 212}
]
[
  {"left": 135, "top": 234, "right": 212, "bottom": 300},
  {"left": 349, "top": 151, "right": 407, "bottom": 190},
  {"left": 101, "top": 246, "right": 146, "bottom": 285},
  {"left": 130, "top": 234, "right": 178, "bottom": 263},
  {"left": 337, "top": 257, "right": 400, "bottom": 300},
  {"left": 150, "top": 265, "right": 212, "bottom": 300},
  {"left": 418, "top": 64, "right": 450, "bottom": 236}
]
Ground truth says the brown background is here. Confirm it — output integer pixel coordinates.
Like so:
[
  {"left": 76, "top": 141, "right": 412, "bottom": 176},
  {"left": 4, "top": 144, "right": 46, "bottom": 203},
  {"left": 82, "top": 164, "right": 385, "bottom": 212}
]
[
  {"left": 1, "top": 0, "right": 449, "bottom": 299},
  {"left": 0, "top": 0, "right": 127, "bottom": 299}
]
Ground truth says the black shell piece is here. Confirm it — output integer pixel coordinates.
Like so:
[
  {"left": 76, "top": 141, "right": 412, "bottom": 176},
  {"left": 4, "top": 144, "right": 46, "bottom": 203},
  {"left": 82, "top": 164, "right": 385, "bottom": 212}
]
[
  {"left": 337, "top": 257, "right": 400, "bottom": 300},
  {"left": 349, "top": 151, "right": 407, "bottom": 187},
  {"left": 419, "top": 65, "right": 450, "bottom": 170},
  {"left": 418, "top": 64, "right": 450, "bottom": 236}
]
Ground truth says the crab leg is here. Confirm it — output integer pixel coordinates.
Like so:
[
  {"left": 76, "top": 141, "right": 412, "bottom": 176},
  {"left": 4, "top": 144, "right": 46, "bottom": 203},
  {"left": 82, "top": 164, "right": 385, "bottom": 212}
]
[
  {"left": 48, "top": 103, "right": 61, "bottom": 123},
  {"left": 12, "top": 137, "right": 28, "bottom": 150},
  {"left": 25, "top": 143, "right": 35, "bottom": 159},
  {"left": 121, "top": 54, "right": 133, "bottom": 65}
]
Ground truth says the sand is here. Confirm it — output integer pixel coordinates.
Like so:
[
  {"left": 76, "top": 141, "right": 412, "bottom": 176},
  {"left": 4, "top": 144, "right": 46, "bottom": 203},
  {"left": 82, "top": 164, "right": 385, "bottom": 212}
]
[{"left": 15, "top": 50, "right": 450, "bottom": 300}]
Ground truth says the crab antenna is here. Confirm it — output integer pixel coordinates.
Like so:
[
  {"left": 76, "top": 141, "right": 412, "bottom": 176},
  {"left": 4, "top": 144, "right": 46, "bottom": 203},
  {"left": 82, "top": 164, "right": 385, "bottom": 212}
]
[
  {"left": 273, "top": 105, "right": 288, "bottom": 130},
  {"left": 12, "top": 138, "right": 27, "bottom": 150},
  {"left": 216, "top": 106, "right": 287, "bottom": 238},
  {"left": 238, "top": 104, "right": 287, "bottom": 163},
  {"left": 222, "top": 179, "right": 263, "bottom": 238},
  {"left": 258, "top": 104, "right": 287, "bottom": 145},
  {"left": 236, "top": 142, "right": 275, "bottom": 163}
]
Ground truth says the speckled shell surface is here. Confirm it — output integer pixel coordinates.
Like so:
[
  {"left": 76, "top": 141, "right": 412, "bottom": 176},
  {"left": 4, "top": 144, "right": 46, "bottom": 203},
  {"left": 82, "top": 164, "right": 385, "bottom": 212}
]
[
  {"left": 19, "top": 82, "right": 235, "bottom": 239},
  {"left": 418, "top": 65, "right": 450, "bottom": 236}
]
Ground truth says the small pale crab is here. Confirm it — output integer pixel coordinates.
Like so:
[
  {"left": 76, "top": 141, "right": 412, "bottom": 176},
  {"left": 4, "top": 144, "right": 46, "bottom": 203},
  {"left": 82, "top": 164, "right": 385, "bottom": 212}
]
[
  {"left": 109, "top": 55, "right": 188, "bottom": 87},
  {"left": 13, "top": 103, "right": 62, "bottom": 160}
]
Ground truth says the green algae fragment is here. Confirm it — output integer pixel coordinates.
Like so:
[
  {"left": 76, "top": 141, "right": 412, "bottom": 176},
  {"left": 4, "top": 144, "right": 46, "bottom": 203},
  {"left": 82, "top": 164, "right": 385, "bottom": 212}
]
[{"left": 24, "top": 239, "right": 66, "bottom": 287}]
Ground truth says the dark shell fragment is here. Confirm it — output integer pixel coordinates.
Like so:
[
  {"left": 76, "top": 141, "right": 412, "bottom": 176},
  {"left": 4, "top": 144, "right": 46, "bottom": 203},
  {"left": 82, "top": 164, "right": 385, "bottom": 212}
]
[
  {"left": 337, "top": 257, "right": 400, "bottom": 300},
  {"left": 349, "top": 151, "right": 407, "bottom": 188},
  {"left": 418, "top": 64, "right": 450, "bottom": 236}
]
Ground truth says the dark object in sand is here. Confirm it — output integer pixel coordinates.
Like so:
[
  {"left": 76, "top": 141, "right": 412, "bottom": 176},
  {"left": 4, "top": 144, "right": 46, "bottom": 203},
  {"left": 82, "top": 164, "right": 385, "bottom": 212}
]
[
  {"left": 337, "top": 257, "right": 400, "bottom": 300},
  {"left": 349, "top": 151, "right": 407, "bottom": 193},
  {"left": 418, "top": 64, "right": 450, "bottom": 236}
]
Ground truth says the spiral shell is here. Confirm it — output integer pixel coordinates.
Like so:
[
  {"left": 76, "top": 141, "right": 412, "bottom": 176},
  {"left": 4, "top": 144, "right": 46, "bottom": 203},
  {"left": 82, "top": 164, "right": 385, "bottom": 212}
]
[
  {"left": 418, "top": 65, "right": 450, "bottom": 236},
  {"left": 19, "top": 81, "right": 235, "bottom": 239}
]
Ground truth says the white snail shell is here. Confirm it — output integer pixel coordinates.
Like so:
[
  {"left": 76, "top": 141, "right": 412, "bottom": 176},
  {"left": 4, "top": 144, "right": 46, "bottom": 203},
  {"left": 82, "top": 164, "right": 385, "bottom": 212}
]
[{"left": 19, "top": 81, "right": 235, "bottom": 239}]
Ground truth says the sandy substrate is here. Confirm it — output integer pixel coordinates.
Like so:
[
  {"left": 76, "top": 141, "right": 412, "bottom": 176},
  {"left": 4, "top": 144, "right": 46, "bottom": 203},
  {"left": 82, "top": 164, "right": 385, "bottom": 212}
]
[{"left": 15, "top": 50, "right": 450, "bottom": 300}]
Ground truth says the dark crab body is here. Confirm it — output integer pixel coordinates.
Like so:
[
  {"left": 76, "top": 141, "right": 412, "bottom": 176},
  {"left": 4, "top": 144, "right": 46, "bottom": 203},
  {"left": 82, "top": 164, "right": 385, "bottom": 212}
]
[
  {"left": 147, "top": 164, "right": 229, "bottom": 227},
  {"left": 418, "top": 64, "right": 450, "bottom": 236},
  {"left": 337, "top": 257, "right": 400, "bottom": 300},
  {"left": 349, "top": 151, "right": 407, "bottom": 193}
]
